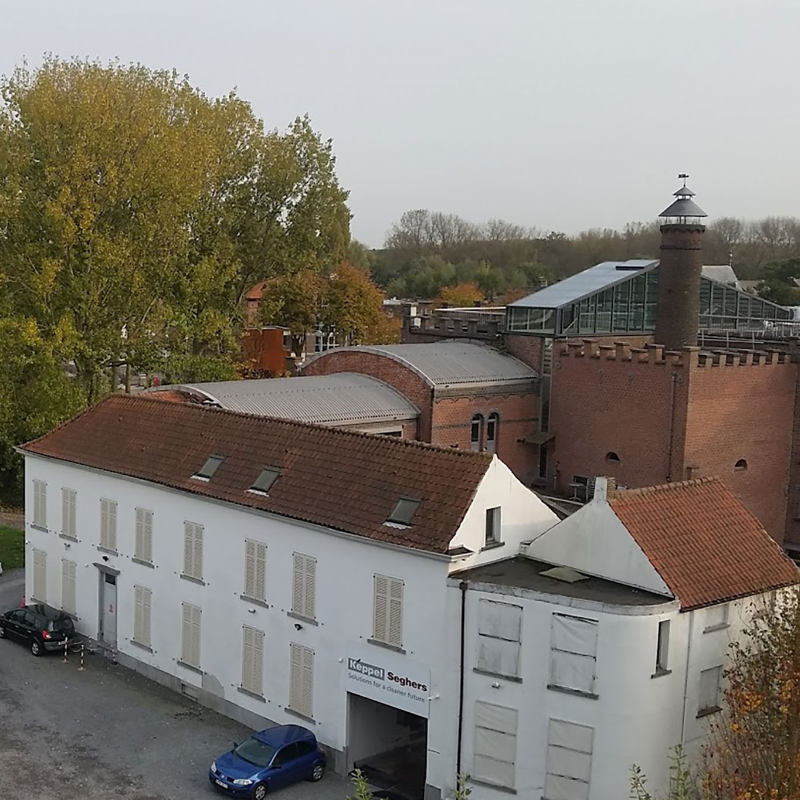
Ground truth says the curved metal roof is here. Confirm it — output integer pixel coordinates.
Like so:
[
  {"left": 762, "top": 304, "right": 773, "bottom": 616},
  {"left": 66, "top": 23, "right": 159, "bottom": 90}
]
[
  {"left": 149, "top": 373, "right": 419, "bottom": 426},
  {"left": 305, "top": 341, "right": 537, "bottom": 388}
]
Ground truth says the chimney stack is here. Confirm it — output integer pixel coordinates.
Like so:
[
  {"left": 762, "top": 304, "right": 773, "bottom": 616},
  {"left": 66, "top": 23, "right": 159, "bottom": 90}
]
[{"left": 654, "top": 175, "right": 707, "bottom": 350}]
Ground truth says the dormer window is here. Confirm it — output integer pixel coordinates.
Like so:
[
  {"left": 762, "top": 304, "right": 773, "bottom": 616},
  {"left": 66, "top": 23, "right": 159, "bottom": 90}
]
[
  {"left": 193, "top": 454, "right": 224, "bottom": 481},
  {"left": 249, "top": 466, "right": 281, "bottom": 495},
  {"left": 386, "top": 497, "right": 421, "bottom": 527}
]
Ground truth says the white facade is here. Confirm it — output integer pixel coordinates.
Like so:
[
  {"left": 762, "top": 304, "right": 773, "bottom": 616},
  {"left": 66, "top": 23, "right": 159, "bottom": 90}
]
[
  {"left": 449, "top": 567, "right": 752, "bottom": 800},
  {"left": 23, "top": 451, "right": 557, "bottom": 799}
]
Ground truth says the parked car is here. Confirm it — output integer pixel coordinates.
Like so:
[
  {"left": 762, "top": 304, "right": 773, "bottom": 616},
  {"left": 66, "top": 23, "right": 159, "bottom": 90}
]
[
  {"left": 209, "top": 724, "right": 325, "bottom": 798},
  {"left": 0, "top": 604, "right": 75, "bottom": 656}
]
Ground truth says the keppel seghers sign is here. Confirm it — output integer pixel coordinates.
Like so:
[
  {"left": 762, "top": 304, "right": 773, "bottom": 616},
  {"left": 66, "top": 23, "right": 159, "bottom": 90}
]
[{"left": 345, "top": 643, "right": 431, "bottom": 717}]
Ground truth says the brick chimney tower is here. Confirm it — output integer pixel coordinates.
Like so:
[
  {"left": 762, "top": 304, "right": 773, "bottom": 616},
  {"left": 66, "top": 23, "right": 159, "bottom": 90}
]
[{"left": 654, "top": 175, "right": 707, "bottom": 350}]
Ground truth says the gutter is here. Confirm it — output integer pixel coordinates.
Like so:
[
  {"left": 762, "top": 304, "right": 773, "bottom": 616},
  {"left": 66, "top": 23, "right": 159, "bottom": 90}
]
[{"left": 456, "top": 580, "right": 468, "bottom": 779}]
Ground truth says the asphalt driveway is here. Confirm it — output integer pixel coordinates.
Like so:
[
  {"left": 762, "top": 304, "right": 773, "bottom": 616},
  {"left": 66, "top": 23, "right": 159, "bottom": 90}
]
[{"left": 0, "top": 569, "right": 349, "bottom": 800}]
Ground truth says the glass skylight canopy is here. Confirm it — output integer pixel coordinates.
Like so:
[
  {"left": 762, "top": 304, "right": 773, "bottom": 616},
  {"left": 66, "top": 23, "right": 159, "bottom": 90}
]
[{"left": 506, "top": 260, "right": 792, "bottom": 337}]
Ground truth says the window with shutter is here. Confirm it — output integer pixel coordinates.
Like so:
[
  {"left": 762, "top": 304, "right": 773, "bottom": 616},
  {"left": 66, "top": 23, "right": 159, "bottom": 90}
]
[
  {"left": 473, "top": 701, "right": 517, "bottom": 789},
  {"left": 100, "top": 499, "right": 117, "bottom": 552},
  {"left": 244, "top": 540, "right": 267, "bottom": 601},
  {"left": 61, "top": 559, "right": 77, "bottom": 615},
  {"left": 181, "top": 603, "right": 201, "bottom": 668},
  {"left": 548, "top": 613, "right": 598, "bottom": 696},
  {"left": 182, "top": 522, "right": 203, "bottom": 581},
  {"left": 133, "top": 586, "right": 152, "bottom": 648},
  {"left": 373, "top": 574, "right": 403, "bottom": 647},
  {"left": 32, "top": 479, "right": 47, "bottom": 528},
  {"left": 32, "top": 548, "right": 47, "bottom": 602},
  {"left": 544, "top": 719, "right": 594, "bottom": 800},
  {"left": 61, "top": 488, "right": 77, "bottom": 539},
  {"left": 289, "top": 643, "right": 314, "bottom": 718},
  {"left": 476, "top": 599, "right": 522, "bottom": 678},
  {"left": 698, "top": 666, "right": 722, "bottom": 715},
  {"left": 291, "top": 554, "right": 316, "bottom": 619},
  {"left": 241, "top": 625, "right": 265, "bottom": 695},
  {"left": 135, "top": 509, "right": 153, "bottom": 563}
]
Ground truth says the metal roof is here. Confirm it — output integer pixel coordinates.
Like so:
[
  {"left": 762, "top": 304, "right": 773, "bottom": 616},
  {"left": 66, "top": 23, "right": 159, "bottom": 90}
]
[
  {"left": 306, "top": 341, "right": 536, "bottom": 387},
  {"left": 659, "top": 197, "right": 707, "bottom": 218},
  {"left": 508, "top": 260, "right": 659, "bottom": 309},
  {"left": 150, "top": 373, "right": 419, "bottom": 426},
  {"left": 701, "top": 265, "right": 739, "bottom": 287}
]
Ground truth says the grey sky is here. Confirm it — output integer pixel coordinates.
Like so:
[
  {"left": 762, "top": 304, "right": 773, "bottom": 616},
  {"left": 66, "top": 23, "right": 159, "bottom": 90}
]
[{"left": 2, "top": 1, "right": 798, "bottom": 246}]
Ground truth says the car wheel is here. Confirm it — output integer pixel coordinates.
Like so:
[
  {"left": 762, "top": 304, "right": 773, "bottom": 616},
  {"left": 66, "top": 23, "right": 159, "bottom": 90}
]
[
  {"left": 309, "top": 763, "right": 324, "bottom": 782},
  {"left": 30, "top": 639, "right": 42, "bottom": 657},
  {"left": 0, "top": 624, "right": 6, "bottom": 639},
  {"left": 252, "top": 782, "right": 268, "bottom": 800}
]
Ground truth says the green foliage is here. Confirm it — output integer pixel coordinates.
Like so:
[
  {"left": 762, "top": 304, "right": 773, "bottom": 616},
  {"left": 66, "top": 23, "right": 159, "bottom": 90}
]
[
  {"left": 630, "top": 747, "right": 694, "bottom": 800},
  {"left": 346, "top": 769, "right": 373, "bottom": 800},
  {"left": 755, "top": 258, "right": 800, "bottom": 305},
  {"left": 0, "top": 57, "right": 351, "bottom": 403},
  {"left": 0, "top": 526, "right": 25, "bottom": 570},
  {"left": 453, "top": 772, "right": 472, "bottom": 800}
]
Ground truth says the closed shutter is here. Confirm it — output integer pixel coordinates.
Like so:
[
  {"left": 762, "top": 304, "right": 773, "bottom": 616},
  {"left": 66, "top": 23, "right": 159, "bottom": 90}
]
[
  {"left": 100, "top": 499, "right": 117, "bottom": 551},
  {"left": 135, "top": 509, "right": 153, "bottom": 562},
  {"left": 245, "top": 541, "right": 266, "bottom": 601},
  {"left": 289, "top": 643, "right": 313, "bottom": 718},
  {"left": 61, "top": 488, "right": 76, "bottom": 539},
  {"left": 474, "top": 701, "right": 517, "bottom": 789},
  {"left": 181, "top": 603, "right": 201, "bottom": 667},
  {"left": 241, "top": 626, "right": 264, "bottom": 695},
  {"left": 32, "top": 548, "right": 47, "bottom": 602},
  {"left": 549, "top": 613, "right": 598, "bottom": 695},
  {"left": 134, "top": 586, "right": 152, "bottom": 647},
  {"left": 292, "top": 554, "right": 315, "bottom": 619},
  {"left": 476, "top": 599, "right": 522, "bottom": 678},
  {"left": 183, "top": 522, "right": 203, "bottom": 579},
  {"left": 61, "top": 560, "right": 76, "bottom": 615},
  {"left": 33, "top": 480, "right": 47, "bottom": 527},
  {"left": 545, "top": 719, "right": 594, "bottom": 800},
  {"left": 374, "top": 575, "right": 403, "bottom": 646}
]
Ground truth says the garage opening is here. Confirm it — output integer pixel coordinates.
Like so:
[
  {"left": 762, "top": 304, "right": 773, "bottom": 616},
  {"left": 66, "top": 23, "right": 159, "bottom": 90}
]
[{"left": 348, "top": 693, "right": 427, "bottom": 800}]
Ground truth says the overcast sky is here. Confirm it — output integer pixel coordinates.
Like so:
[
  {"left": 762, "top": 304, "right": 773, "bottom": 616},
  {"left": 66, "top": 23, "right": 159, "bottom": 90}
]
[{"left": 2, "top": 1, "right": 798, "bottom": 246}]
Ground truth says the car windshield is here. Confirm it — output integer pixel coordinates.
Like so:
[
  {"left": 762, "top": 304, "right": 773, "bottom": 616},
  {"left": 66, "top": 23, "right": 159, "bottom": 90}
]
[{"left": 234, "top": 737, "right": 276, "bottom": 768}]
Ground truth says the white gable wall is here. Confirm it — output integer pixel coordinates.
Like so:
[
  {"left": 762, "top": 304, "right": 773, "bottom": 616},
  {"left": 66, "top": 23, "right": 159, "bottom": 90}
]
[{"left": 523, "top": 497, "right": 671, "bottom": 596}]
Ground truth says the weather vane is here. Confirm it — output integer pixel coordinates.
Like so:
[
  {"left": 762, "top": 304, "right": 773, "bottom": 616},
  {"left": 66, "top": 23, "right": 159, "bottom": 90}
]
[{"left": 678, "top": 173, "right": 689, "bottom": 188}]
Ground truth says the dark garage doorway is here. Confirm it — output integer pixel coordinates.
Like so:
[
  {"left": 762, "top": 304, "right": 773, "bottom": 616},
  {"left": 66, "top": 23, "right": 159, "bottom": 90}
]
[{"left": 347, "top": 693, "right": 427, "bottom": 800}]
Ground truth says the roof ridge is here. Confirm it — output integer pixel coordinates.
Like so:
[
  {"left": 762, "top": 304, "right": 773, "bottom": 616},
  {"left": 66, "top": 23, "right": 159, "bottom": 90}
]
[
  {"left": 608, "top": 476, "right": 718, "bottom": 501},
  {"left": 85, "top": 393, "right": 493, "bottom": 463}
]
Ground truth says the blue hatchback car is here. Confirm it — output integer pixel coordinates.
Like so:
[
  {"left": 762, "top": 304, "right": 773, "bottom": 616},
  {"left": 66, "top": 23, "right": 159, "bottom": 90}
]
[{"left": 209, "top": 724, "right": 325, "bottom": 798}]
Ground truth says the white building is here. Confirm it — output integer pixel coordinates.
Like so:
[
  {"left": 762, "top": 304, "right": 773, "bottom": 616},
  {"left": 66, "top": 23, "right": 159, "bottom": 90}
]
[
  {"left": 20, "top": 393, "right": 558, "bottom": 800},
  {"left": 448, "top": 477, "right": 797, "bottom": 800},
  {"left": 20, "top": 397, "right": 797, "bottom": 800}
]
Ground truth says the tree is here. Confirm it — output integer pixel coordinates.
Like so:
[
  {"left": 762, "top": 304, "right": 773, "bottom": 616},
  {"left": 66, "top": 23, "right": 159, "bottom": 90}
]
[
  {"left": 324, "top": 262, "right": 388, "bottom": 345},
  {"left": 439, "top": 282, "right": 484, "bottom": 307},
  {"left": 755, "top": 258, "right": 800, "bottom": 305},
  {"left": 0, "top": 57, "right": 351, "bottom": 401},
  {"left": 257, "top": 270, "right": 325, "bottom": 356},
  {"left": 701, "top": 590, "right": 800, "bottom": 800}
]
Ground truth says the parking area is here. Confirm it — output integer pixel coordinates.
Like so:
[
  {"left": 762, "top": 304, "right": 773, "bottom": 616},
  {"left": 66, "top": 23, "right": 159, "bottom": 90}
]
[{"left": 0, "top": 569, "right": 349, "bottom": 800}]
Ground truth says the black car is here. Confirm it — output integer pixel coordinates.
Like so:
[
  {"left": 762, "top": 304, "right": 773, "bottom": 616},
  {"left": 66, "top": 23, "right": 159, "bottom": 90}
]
[{"left": 0, "top": 604, "right": 75, "bottom": 656}]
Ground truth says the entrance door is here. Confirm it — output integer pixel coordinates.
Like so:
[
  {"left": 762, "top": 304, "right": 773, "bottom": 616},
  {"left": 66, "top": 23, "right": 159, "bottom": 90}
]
[{"left": 99, "top": 572, "right": 117, "bottom": 648}]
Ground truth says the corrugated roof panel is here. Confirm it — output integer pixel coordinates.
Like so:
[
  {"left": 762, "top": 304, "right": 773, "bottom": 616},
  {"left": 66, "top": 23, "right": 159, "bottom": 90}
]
[
  {"left": 155, "top": 373, "right": 419, "bottom": 425},
  {"left": 310, "top": 342, "right": 536, "bottom": 387},
  {"left": 508, "top": 260, "right": 659, "bottom": 310}
]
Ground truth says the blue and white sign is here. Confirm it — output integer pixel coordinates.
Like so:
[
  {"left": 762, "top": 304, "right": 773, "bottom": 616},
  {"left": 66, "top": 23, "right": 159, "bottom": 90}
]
[{"left": 344, "top": 642, "right": 431, "bottom": 717}]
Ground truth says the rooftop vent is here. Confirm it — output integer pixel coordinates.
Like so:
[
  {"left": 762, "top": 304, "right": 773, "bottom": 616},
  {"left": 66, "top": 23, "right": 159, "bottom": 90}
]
[
  {"left": 385, "top": 497, "right": 421, "bottom": 528},
  {"left": 540, "top": 566, "right": 589, "bottom": 584},
  {"left": 193, "top": 454, "right": 225, "bottom": 481},
  {"left": 249, "top": 466, "right": 281, "bottom": 495}
]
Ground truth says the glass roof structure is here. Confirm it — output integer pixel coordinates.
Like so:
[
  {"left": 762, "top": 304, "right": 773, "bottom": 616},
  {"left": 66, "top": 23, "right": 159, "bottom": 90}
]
[{"left": 506, "top": 260, "right": 792, "bottom": 337}]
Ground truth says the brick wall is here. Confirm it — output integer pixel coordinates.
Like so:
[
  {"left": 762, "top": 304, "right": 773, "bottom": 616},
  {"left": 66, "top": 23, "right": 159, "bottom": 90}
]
[
  {"left": 431, "top": 391, "right": 540, "bottom": 484},
  {"left": 502, "top": 334, "right": 543, "bottom": 370},
  {"left": 684, "top": 354, "right": 796, "bottom": 542},
  {"left": 549, "top": 342, "right": 688, "bottom": 496},
  {"left": 301, "top": 351, "right": 434, "bottom": 439}
]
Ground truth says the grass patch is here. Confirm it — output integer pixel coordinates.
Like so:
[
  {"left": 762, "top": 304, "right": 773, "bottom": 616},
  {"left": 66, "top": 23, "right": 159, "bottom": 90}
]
[{"left": 0, "top": 525, "right": 24, "bottom": 570}]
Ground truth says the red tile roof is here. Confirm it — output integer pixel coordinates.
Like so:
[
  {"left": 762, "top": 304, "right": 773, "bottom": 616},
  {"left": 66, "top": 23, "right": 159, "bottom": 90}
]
[
  {"left": 608, "top": 478, "right": 798, "bottom": 610},
  {"left": 22, "top": 395, "right": 493, "bottom": 554}
]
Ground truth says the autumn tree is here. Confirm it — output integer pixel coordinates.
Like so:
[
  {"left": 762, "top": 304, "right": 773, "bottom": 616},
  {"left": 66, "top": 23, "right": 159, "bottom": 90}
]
[
  {"left": 0, "top": 57, "right": 350, "bottom": 401},
  {"left": 439, "top": 282, "right": 484, "bottom": 307}
]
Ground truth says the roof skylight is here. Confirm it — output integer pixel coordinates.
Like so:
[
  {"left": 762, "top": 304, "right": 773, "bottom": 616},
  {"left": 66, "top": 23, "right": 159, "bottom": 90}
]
[
  {"left": 249, "top": 466, "right": 281, "bottom": 495},
  {"left": 193, "top": 454, "right": 225, "bottom": 481},
  {"left": 386, "top": 497, "right": 421, "bottom": 527}
]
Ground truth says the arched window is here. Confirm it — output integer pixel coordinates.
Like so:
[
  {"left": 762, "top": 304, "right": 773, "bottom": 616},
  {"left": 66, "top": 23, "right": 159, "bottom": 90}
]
[
  {"left": 734, "top": 458, "right": 748, "bottom": 472},
  {"left": 470, "top": 414, "right": 484, "bottom": 452},
  {"left": 606, "top": 451, "right": 621, "bottom": 464},
  {"left": 486, "top": 413, "right": 500, "bottom": 453}
]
